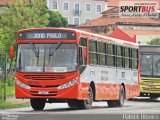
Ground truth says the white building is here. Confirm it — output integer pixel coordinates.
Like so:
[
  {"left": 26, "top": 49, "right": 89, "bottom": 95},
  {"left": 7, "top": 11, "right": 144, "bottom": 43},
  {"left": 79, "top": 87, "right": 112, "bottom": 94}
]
[{"left": 47, "top": 0, "right": 108, "bottom": 26}]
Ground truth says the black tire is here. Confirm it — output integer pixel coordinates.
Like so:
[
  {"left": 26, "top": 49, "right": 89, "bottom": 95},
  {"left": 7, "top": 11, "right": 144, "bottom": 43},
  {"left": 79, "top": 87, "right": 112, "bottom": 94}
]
[
  {"left": 107, "top": 100, "right": 116, "bottom": 107},
  {"left": 116, "top": 85, "right": 125, "bottom": 107},
  {"left": 67, "top": 101, "right": 78, "bottom": 108},
  {"left": 108, "top": 86, "right": 125, "bottom": 107},
  {"left": 79, "top": 87, "right": 93, "bottom": 109},
  {"left": 150, "top": 94, "right": 159, "bottom": 100},
  {"left": 30, "top": 99, "right": 45, "bottom": 110}
]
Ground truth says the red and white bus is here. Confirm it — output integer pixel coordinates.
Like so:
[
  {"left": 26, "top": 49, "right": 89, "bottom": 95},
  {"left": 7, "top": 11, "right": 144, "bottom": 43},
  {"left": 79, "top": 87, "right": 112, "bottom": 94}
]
[{"left": 10, "top": 28, "right": 140, "bottom": 110}]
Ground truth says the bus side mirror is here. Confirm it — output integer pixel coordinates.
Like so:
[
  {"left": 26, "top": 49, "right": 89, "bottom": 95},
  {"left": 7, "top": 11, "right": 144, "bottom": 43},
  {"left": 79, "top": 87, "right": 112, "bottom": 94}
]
[{"left": 9, "top": 45, "right": 14, "bottom": 59}]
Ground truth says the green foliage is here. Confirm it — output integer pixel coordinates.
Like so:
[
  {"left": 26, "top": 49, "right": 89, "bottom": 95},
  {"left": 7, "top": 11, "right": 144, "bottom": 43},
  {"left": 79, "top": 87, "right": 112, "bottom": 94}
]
[
  {"left": 48, "top": 11, "right": 68, "bottom": 27},
  {"left": 147, "top": 37, "right": 160, "bottom": 45},
  {"left": 0, "top": 0, "right": 50, "bottom": 54},
  {"left": 0, "top": 100, "right": 29, "bottom": 109}
]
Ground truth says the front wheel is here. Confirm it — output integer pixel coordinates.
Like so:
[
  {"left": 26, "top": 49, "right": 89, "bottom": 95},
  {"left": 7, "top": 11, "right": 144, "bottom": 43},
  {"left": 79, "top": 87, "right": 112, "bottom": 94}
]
[
  {"left": 30, "top": 99, "right": 46, "bottom": 110},
  {"left": 68, "top": 101, "right": 78, "bottom": 108},
  {"left": 79, "top": 87, "right": 93, "bottom": 109}
]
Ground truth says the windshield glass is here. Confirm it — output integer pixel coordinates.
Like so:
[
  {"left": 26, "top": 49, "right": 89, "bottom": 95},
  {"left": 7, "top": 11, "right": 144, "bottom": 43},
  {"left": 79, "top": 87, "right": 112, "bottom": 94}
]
[
  {"left": 16, "top": 44, "right": 77, "bottom": 73},
  {"left": 140, "top": 55, "right": 152, "bottom": 76},
  {"left": 140, "top": 54, "right": 160, "bottom": 76}
]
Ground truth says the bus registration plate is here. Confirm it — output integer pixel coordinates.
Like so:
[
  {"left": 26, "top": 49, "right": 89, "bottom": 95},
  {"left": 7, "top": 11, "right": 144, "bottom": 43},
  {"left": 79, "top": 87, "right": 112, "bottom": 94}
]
[
  {"left": 38, "top": 91, "right": 49, "bottom": 94},
  {"left": 148, "top": 85, "right": 156, "bottom": 89}
]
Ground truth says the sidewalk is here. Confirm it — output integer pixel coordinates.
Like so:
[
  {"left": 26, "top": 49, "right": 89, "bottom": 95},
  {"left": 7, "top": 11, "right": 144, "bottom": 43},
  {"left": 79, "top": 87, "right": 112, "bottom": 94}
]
[{"left": 6, "top": 97, "right": 29, "bottom": 104}]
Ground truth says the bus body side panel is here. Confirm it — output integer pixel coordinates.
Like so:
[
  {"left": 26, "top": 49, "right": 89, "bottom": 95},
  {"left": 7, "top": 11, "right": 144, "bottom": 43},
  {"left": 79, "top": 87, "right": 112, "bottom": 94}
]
[{"left": 80, "top": 65, "right": 139, "bottom": 100}]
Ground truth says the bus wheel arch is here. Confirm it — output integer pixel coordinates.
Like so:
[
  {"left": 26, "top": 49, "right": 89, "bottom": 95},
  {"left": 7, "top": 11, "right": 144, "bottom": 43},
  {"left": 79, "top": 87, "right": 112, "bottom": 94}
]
[
  {"left": 121, "top": 83, "right": 126, "bottom": 99},
  {"left": 90, "top": 81, "right": 96, "bottom": 101},
  {"left": 118, "top": 84, "right": 125, "bottom": 107}
]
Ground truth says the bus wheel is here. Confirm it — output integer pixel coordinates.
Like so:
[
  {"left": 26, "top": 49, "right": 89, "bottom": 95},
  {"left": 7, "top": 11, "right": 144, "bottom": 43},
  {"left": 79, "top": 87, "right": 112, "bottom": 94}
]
[
  {"left": 30, "top": 99, "right": 45, "bottom": 110},
  {"left": 79, "top": 87, "right": 93, "bottom": 109},
  {"left": 150, "top": 94, "right": 159, "bottom": 100},
  {"left": 107, "top": 100, "right": 116, "bottom": 107},
  {"left": 117, "top": 85, "right": 125, "bottom": 107},
  {"left": 67, "top": 101, "right": 78, "bottom": 108}
]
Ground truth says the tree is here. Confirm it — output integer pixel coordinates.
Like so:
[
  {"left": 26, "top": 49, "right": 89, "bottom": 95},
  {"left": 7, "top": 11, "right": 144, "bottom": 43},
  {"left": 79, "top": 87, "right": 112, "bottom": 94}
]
[
  {"left": 0, "top": 0, "right": 50, "bottom": 74},
  {"left": 47, "top": 11, "right": 68, "bottom": 27},
  {"left": 0, "top": 0, "right": 50, "bottom": 54},
  {"left": 147, "top": 37, "right": 160, "bottom": 45}
]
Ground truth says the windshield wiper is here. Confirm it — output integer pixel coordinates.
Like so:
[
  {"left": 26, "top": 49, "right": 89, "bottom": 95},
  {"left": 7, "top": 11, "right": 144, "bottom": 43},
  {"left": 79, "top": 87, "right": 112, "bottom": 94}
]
[
  {"left": 49, "top": 42, "right": 62, "bottom": 56},
  {"left": 30, "top": 41, "right": 39, "bottom": 57}
]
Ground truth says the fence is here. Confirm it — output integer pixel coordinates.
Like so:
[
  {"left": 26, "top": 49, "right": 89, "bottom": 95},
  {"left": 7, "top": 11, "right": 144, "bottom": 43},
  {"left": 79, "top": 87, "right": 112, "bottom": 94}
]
[{"left": 0, "top": 53, "right": 7, "bottom": 100}]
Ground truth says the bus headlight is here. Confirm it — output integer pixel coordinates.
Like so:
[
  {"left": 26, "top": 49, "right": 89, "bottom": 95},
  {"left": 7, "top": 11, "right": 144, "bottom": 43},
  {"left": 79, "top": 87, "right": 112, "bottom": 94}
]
[
  {"left": 57, "top": 78, "right": 78, "bottom": 90},
  {"left": 16, "top": 79, "right": 31, "bottom": 90}
]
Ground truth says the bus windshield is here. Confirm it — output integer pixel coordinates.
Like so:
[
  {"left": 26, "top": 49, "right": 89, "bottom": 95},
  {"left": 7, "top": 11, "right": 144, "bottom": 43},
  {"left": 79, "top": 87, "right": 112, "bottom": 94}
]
[
  {"left": 16, "top": 44, "right": 77, "bottom": 73},
  {"left": 140, "top": 54, "right": 160, "bottom": 76}
]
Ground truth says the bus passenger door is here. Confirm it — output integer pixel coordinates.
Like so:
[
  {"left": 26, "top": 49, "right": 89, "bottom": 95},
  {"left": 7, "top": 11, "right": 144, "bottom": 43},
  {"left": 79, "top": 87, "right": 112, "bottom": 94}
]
[{"left": 79, "top": 37, "right": 88, "bottom": 98}]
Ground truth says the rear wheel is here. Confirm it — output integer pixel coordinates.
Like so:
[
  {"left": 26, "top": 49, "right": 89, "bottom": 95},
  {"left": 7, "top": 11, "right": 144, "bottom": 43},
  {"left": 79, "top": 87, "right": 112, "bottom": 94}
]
[
  {"left": 107, "top": 100, "right": 116, "bottom": 107},
  {"left": 107, "top": 85, "right": 125, "bottom": 107},
  {"left": 30, "top": 99, "right": 45, "bottom": 110},
  {"left": 116, "top": 85, "right": 125, "bottom": 107}
]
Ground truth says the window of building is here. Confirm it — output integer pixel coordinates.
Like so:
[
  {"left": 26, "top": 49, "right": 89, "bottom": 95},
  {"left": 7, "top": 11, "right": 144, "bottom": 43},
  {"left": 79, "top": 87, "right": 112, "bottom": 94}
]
[
  {"left": 74, "top": 3, "right": 81, "bottom": 15},
  {"left": 96, "top": 4, "right": 102, "bottom": 13},
  {"left": 64, "top": 3, "right": 69, "bottom": 10},
  {"left": 86, "top": 3, "right": 91, "bottom": 12},
  {"left": 53, "top": 2, "right": 58, "bottom": 10},
  {"left": 74, "top": 18, "right": 80, "bottom": 25},
  {"left": 85, "top": 19, "right": 91, "bottom": 23}
]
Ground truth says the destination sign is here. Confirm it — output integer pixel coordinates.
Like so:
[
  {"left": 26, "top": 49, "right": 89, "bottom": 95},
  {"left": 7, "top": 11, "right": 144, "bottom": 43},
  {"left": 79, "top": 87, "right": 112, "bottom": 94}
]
[{"left": 18, "top": 30, "right": 76, "bottom": 40}]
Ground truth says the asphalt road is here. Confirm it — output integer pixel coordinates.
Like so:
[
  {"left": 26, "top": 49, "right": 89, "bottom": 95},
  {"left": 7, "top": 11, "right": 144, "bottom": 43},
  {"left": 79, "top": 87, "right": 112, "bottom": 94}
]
[{"left": 0, "top": 97, "right": 160, "bottom": 120}]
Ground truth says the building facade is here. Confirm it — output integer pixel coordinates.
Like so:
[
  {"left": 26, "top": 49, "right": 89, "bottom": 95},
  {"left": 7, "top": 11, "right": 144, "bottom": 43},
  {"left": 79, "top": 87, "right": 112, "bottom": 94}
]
[{"left": 47, "top": 0, "right": 107, "bottom": 26}]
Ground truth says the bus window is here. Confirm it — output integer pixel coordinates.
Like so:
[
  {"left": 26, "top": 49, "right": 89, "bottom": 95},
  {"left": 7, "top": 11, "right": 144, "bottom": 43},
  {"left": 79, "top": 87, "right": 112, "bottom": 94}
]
[
  {"left": 79, "top": 37, "right": 87, "bottom": 47},
  {"left": 131, "top": 49, "right": 138, "bottom": 69},
  {"left": 98, "top": 42, "right": 106, "bottom": 65},
  {"left": 153, "top": 55, "right": 160, "bottom": 76},
  {"left": 116, "top": 46, "right": 123, "bottom": 68},
  {"left": 124, "top": 47, "right": 129, "bottom": 68},
  {"left": 108, "top": 44, "right": 115, "bottom": 67},
  {"left": 89, "top": 40, "right": 98, "bottom": 65}
]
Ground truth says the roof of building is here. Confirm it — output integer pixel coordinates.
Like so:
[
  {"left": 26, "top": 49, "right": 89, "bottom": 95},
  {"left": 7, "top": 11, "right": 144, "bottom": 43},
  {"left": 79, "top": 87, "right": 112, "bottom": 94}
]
[
  {"left": 0, "top": 0, "right": 13, "bottom": 6},
  {"left": 78, "top": 16, "right": 160, "bottom": 27},
  {"left": 108, "top": 0, "right": 160, "bottom": 7},
  {"left": 122, "top": 29, "right": 160, "bottom": 37}
]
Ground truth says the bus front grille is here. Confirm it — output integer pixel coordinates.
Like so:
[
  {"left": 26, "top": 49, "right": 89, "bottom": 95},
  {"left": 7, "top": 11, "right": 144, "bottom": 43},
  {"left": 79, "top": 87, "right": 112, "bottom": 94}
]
[{"left": 24, "top": 74, "right": 66, "bottom": 80}]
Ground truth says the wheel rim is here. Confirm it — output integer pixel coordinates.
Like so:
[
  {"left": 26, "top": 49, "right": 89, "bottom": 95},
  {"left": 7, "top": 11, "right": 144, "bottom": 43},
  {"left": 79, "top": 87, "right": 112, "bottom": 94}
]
[
  {"left": 120, "top": 88, "right": 124, "bottom": 105},
  {"left": 87, "top": 90, "right": 92, "bottom": 104}
]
